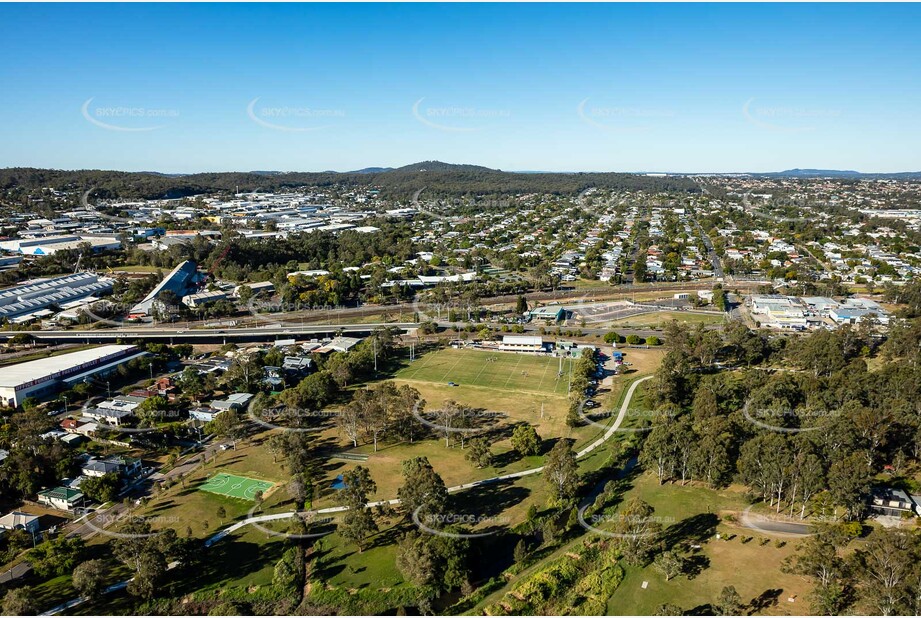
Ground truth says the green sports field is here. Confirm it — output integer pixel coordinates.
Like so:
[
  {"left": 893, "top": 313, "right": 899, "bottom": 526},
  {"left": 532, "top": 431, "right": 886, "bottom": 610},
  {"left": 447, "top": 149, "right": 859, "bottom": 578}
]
[
  {"left": 198, "top": 473, "right": 274, "bottom": 501},
  {"left": 395, "top": 348, "right": 575, "bottom": 396}
]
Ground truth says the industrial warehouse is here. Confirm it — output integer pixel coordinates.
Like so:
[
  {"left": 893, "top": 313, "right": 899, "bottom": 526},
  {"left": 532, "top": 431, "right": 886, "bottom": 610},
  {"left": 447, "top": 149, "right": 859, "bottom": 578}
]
[
  {"left": 128, "top": 260, "right": 206, "bottom": 318},
  {"left": 0, "top": 272, "right": 114, "bottom": 322},
  {"left": 0, "top": 344, "right": 146, "bottom": 407}
]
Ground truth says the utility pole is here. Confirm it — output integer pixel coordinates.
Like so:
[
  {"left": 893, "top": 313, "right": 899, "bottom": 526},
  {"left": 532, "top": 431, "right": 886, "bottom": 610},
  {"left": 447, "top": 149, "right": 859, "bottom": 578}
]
[{"left": 373, "top": 339, "right": 378, "bottom": 372}]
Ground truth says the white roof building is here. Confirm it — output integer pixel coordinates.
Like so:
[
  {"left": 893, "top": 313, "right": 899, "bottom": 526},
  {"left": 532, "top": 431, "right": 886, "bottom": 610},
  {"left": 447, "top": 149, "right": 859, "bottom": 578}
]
[
  {"left": 498, "top": 335, "right": 547, "bottom": 353},
  {"left": 0, "top": 273, "right": 114, "bottom": 320},
  {"left": 0, "top": 345, "right": 144, "bottom": 407},
  {"left": 0, "top": 511, "right": 40, "bottom": 535},
  {"left": 182, "top": 290, "right": 227, "bottom": 308}
]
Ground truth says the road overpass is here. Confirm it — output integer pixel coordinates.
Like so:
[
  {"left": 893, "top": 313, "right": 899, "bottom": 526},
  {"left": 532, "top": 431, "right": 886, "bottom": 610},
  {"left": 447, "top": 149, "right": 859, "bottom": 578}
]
[{"left": 0, "top": 323, "right": 419, "bottom": 344}]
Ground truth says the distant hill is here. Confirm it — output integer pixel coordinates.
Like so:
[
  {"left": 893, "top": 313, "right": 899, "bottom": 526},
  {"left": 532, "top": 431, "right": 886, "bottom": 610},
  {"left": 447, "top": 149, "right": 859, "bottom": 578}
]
[
  {"left": 761, "top": 168, "right": 921, "bottom": 180},
  {"left": 348, "top": 167, "right": 393, "bottom": 174},
  {"left": 778, "top": 168, "right": 863, "bottom": 178},
  {"left": 0, "top": 162, "right": 700, "bottom": 201},
  {"left": 388, "top": 161, "right": 497, "bottom": 174}
]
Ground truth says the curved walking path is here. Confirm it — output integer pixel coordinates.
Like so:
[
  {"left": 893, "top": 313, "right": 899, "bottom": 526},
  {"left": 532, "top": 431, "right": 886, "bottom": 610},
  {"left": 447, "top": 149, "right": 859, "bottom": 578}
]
[
  {"left": 43, "top": 376, "right": 651, "bottom": 615},
  {"left": 210, "top": 375, "right": 653, "bottom": 541}
]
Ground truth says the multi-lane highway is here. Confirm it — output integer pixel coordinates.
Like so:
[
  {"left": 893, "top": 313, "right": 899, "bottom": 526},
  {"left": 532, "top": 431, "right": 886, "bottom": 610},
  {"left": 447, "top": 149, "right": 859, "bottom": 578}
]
[{"left": 0, "top": 323, "right": 419, "bottom": 344}]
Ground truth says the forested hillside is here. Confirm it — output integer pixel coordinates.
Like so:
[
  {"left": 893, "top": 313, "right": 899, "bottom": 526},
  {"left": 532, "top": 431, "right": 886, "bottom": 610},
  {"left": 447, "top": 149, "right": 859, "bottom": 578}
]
[{"left": 0, "top": 162, "right": 699, "bottom": 201}]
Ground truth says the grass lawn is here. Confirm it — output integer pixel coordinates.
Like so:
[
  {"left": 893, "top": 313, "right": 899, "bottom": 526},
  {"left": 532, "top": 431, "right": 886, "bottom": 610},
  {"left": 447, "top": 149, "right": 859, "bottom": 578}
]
[
  {"left": 309, "top": 350, "right": 661, "bottom": 507},
  {"left": 605, "top": 472, "right": 812, "bottom": 616},
  {"left": 609, "top": 347, "right": 665, "bottom": 377},
  {"left": 109, "top": 264, "right": 164, "bottom": 273},
  {"left": 29, "top": 546, "right": 133, "bottom": 615},
  {"left": 83, "top": 524, "right": 292, "bottom": 613},
  {"left": 609, "top": 311, "right": 725, "bottom": 329},
  {"left": 189, "top": 525, "right": 289, "bottom": 592},
  {"left": 395, "top": 347, "right": 575, "bottom": 396},
  {"left": 610, "top": 541, "right": 809, "bottom": 616},
  {"left": 320, "top": 527, "right": 408, "bottom": 590},
  {"left": 313, "top": 437, "right": 550, "bottom": 509},
  {"left": 323, "top": 426, "right": 637, "bottom": 606},
  {"left": 128, "top": 437, "right": 291, "bottom": 538},
  {"left": 30, "top": 574, "right": 78, "bottom": 613}
]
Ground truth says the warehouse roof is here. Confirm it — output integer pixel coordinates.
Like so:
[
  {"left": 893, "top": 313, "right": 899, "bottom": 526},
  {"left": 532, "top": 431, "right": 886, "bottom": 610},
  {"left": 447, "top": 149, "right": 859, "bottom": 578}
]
[{"left": 0, "top": 345, "right": 137, "bottom": 388}]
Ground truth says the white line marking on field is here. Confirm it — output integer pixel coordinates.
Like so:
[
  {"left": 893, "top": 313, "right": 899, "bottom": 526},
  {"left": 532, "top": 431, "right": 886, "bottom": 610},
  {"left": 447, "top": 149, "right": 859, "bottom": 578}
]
[{"left": 504, "top": 355, "right": 524, "bottom": 388}]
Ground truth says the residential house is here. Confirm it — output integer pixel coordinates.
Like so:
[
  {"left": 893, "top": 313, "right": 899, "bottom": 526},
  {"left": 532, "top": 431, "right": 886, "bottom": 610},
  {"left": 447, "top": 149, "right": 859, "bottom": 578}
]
[
  {"left": 0, "top": 511, "right": 40, "bottom": 536},
  {"left": 81, "top": 456, "right": 141, "bottom": 478},
  {"left": 83, "top": 407, "right": 133, "bottom": 427},
  {"left": 37, "top": 487, "right": 86, "bottom": 511},
  {"left": 870, "top": 487, "right": 915, "bottom": 517},
  {"left": 209, "top": 393, "right": 254, "bottom": 411},
  {"left": 190, "top": 407, "right": 223, "bottom": 423}
]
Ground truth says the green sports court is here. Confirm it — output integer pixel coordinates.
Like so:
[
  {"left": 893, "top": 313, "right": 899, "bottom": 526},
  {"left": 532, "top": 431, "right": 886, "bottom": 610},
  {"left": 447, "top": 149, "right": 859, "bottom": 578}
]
[{"left": 198, "top": 473, "right": 274, "bottom": 501}]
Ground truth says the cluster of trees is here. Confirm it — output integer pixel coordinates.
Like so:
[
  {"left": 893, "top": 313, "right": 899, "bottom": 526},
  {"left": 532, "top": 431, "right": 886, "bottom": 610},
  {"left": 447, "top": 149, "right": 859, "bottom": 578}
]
[
  {"left": 641, "top": 319, "right": 921, "bottom": 523},
  {"left": 711, "top": 284, "right": 729, "bottom": 312},
  {"left": 274, "top": 329, "right": 400, "bottom": 415},
  {"left": 393, "top": 456, "right": 472, "bottom": 605},
  {"left": 579, "top": 477, "right": 672, "bottom": 570},
  {"left": 2, "top": 521, "right": 198, "bottom": 611},
  {"left": 336, "top": 382, "right": 423, "bottom": 450},
  {"left": 0, "top": 168, "right": 355, "bottom": 201},
  {"left": 603, "top": 331, "right": 661, "bottom": 346},
  {"left": 222, "top": 224, "right": 418, "bottom": 287},
  {"left": 883, "top": 278, "right": 921, "bottom": 317},
  {"left": 336, "top": 466, "right": 378, "bottom": 551},
  {"left": 28, "top": 535, "right": 86, "bottom": 579},
  {"left": 566, "top": 348, "right": 599, "bottom": 426},
  {"left": 786, "top": 526, "right": 921, "bottom": 615},
  {"left": 109, "top": 518, "right": 199, "bottom": 599},
  {"left": 81, "top": 471, "right": 122, "bottom": 503},
  {"left": 543, "top": 439, "right": 580, "bottom": 502},
  {"left": 0, "top": 407, "right": 75, "bottom": 500},
  {"left": 650, "top": 321, "right": 771, "bottom": 409},
  {"left": 272, "top": 545, "right": 305, "bottom": 598}
]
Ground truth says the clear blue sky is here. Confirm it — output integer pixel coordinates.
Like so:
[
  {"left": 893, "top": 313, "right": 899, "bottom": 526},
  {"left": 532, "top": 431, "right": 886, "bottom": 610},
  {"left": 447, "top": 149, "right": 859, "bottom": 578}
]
[{"left": 1, "top": 3, "right": 919, "bottom": 173}]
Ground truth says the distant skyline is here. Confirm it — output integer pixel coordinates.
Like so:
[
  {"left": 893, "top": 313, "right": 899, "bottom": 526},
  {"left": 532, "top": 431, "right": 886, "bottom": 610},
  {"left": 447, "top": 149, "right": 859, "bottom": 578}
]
[{"left": 1, "top": 3, "right": 920, "bottom": 174}]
